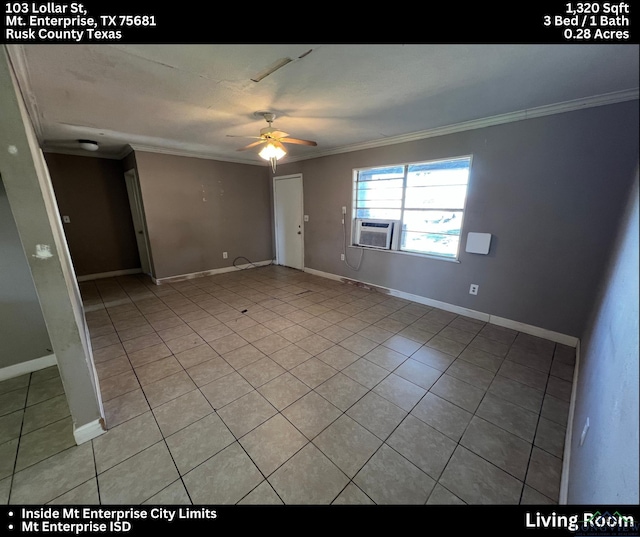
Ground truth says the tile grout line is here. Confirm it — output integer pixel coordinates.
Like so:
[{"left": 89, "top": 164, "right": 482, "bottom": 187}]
[
  {"left": 4, "top": 372, "right": 30, "bottom": 506},
  {"left": 100, "top": 274, "right": 298, "bottom": 504},
  {"left": 70, "top": 270, "right": 568, "bottom": 504}
]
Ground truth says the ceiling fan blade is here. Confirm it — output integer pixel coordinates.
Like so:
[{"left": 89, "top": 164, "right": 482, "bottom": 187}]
[
  {"left": 279, "top": 137, "right": 318, "bottom": 147},
  {"left": 267, "top": 130, "right": 289, "bottom": 139},
  {"left": 237, "top": 139, "right": 267, "bottom": 151}
]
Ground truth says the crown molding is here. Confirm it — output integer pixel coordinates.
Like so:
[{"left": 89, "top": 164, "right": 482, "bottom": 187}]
[
  {"left": 31, "top": 87, "right": 640, "bottom": 166},
  {"left": 119, "top": 86, "right": 638, "bottom": 165},
  {"left": 285, "top": 89, "right": 640, "bottom": 162},
  {"left": 42, "top": 147, "right": 126, "bottom": 160},
  {"left": 128, "top": 143, "right": 266, "bottom": 166}
]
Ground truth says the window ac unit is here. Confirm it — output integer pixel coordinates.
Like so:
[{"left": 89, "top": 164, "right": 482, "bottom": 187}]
[{"left": 354, "top": 219, "right": 396, "bottom": 250}]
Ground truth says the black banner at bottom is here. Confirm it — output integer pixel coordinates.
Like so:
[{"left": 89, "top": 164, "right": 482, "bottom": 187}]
[{"left": 2, "top": 505, "right": 640, "bottom": 535}]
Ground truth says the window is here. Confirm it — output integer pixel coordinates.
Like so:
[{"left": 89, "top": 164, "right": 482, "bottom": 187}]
[{"left": 353, "top": 155, "right": 471, "bottom": 259}]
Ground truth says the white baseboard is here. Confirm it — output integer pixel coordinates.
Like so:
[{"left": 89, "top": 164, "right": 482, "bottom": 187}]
[
  {"left": 489, "top": 316, "right": 579, "bottom": 347},
  {"left": 74, "top": 418, "right": 106, "bottom": 444},
  {"left": 386, "top": 286, "right": 490, "bottom": 323},
  {"left": 304, "top": 267, "right": 344, "bottom": 282},
  {"left": 153, "top": 260, "right": 273, "bottom": 285},
  {"left": 559, "top": 339, "right": 581, "bottom": 504},
  {"left": 0, "top": 355, "right": 106, "bottom": 444},
  {"left": 304, "top": 267, "right": 578, "bottom": 347},
  {"left": 77, "top": 268, "right": 142, "bottom": 282},
  {"left": 0, "top": 353, "right": 57, "bottom": 382}
]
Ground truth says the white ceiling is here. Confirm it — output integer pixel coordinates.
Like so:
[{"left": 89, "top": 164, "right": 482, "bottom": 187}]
[{"left": 7, "top": 44, "right": 640, "bottom": 166}]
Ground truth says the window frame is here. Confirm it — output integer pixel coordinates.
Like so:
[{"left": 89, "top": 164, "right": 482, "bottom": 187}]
[{"left": 351, "top": 154, "right": 473, "bottom": 261}]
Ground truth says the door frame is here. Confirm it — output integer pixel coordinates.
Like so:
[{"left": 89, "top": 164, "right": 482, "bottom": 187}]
[
  {"left": 124, "top": 168, "right": 153, "bottom": 276},
  {"left": 273, "top": 173, "right": 304, "bottom": 270}
]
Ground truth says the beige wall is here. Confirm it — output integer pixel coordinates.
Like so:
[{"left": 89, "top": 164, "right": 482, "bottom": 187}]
[
  {"left": 45, "top": 153, "right": 140, "bottom": 277},
  {"left": 133, "top": 151, "right": 273, "bottom": 280}
]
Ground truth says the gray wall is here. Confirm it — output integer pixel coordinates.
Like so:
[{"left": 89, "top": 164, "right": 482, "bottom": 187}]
[
  {"left": 276, "top": 100, "right": 639, "bottom": 338},
  {"left": 0, "top": 179, "right": 52, "bottom": 367},
  {"left": 133, "top": 151, "right": 273, "bottom": 280},
  {"left": 45, "top": 153, "right": 140, "bottom": 277},
  {"left": 568, "top": 168, "right": 638, "bottom": 504}
]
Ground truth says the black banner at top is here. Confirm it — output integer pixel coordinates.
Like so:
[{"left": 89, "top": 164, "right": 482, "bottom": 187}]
[{"left": 0, "top": 1, "right": 637, "bottom": 45}]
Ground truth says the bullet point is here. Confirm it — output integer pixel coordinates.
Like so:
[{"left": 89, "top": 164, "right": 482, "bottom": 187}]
[
  {"left": 8, "top": 512, "right": 12, "bottom": 516},
  {"left": 8, "top": 524, "right": 14, "bottom": 530}
]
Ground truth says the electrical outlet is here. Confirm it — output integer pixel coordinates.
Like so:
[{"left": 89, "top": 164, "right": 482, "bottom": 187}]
[
  {"left": 304, "top": 215, "right": 309, "bottom": 222},
  {"left": 469, "top": 284, "right": 479, "bottom": 295},
  {"left": 340, "top": 253, "right": 345, "bottom": 261},
  {"left": 342, "top": 206, "right": 347, "bottom": 214},
  {"left": 223, "top": 252, "right": 228, "bottom": 259}
]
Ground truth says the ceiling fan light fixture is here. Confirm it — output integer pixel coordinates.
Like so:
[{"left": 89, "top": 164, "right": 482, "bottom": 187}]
[
  {"left": 78, "top": 139, "right": 99, "bottom": 151},
  {"left": 229, "top": 111, "right": 316, "bottom": 172},
  {"left": 259, "top": 141, "right": 286, "bottom": 173},
  {"left": 258, "top": 141, "right": 286, "bottom": 161}
]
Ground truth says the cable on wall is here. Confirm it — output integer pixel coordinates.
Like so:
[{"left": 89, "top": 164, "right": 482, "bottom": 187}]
[
  {"left": 342, "top": 210, "right": 363, "bottom": 271},
  {"left": 232, "top": 256, "right": 274, "bottom": 270}
]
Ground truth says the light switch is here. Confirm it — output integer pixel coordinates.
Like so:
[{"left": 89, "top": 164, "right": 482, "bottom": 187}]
[
  {"left": 304, "top": 215, "right": 309, "bottom": 222},
  {"left": 62, "top": 216, "right": 71, "bottom": 223}
]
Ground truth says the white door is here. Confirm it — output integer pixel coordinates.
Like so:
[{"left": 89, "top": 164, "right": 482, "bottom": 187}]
[
  {"left": 124, "top": 169, "right": 152, "bottom": 276},
  {"left": 274, "top": 174, "right": 304, "bottom": 270}
]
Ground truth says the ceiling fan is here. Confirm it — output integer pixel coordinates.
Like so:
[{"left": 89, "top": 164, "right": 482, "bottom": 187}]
[{"left": 228, "top": 111, "right": 317, "bottom": 172}]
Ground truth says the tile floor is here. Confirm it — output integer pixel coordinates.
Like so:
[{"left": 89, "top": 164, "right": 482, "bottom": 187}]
[{"left": 0, "top": 265, "right": 576, "bottom": 505}]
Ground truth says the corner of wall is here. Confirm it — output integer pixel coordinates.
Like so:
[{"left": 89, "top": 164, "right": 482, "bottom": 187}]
[{"left": 559, "top": 338, "right": 581, "bottom": 504}]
